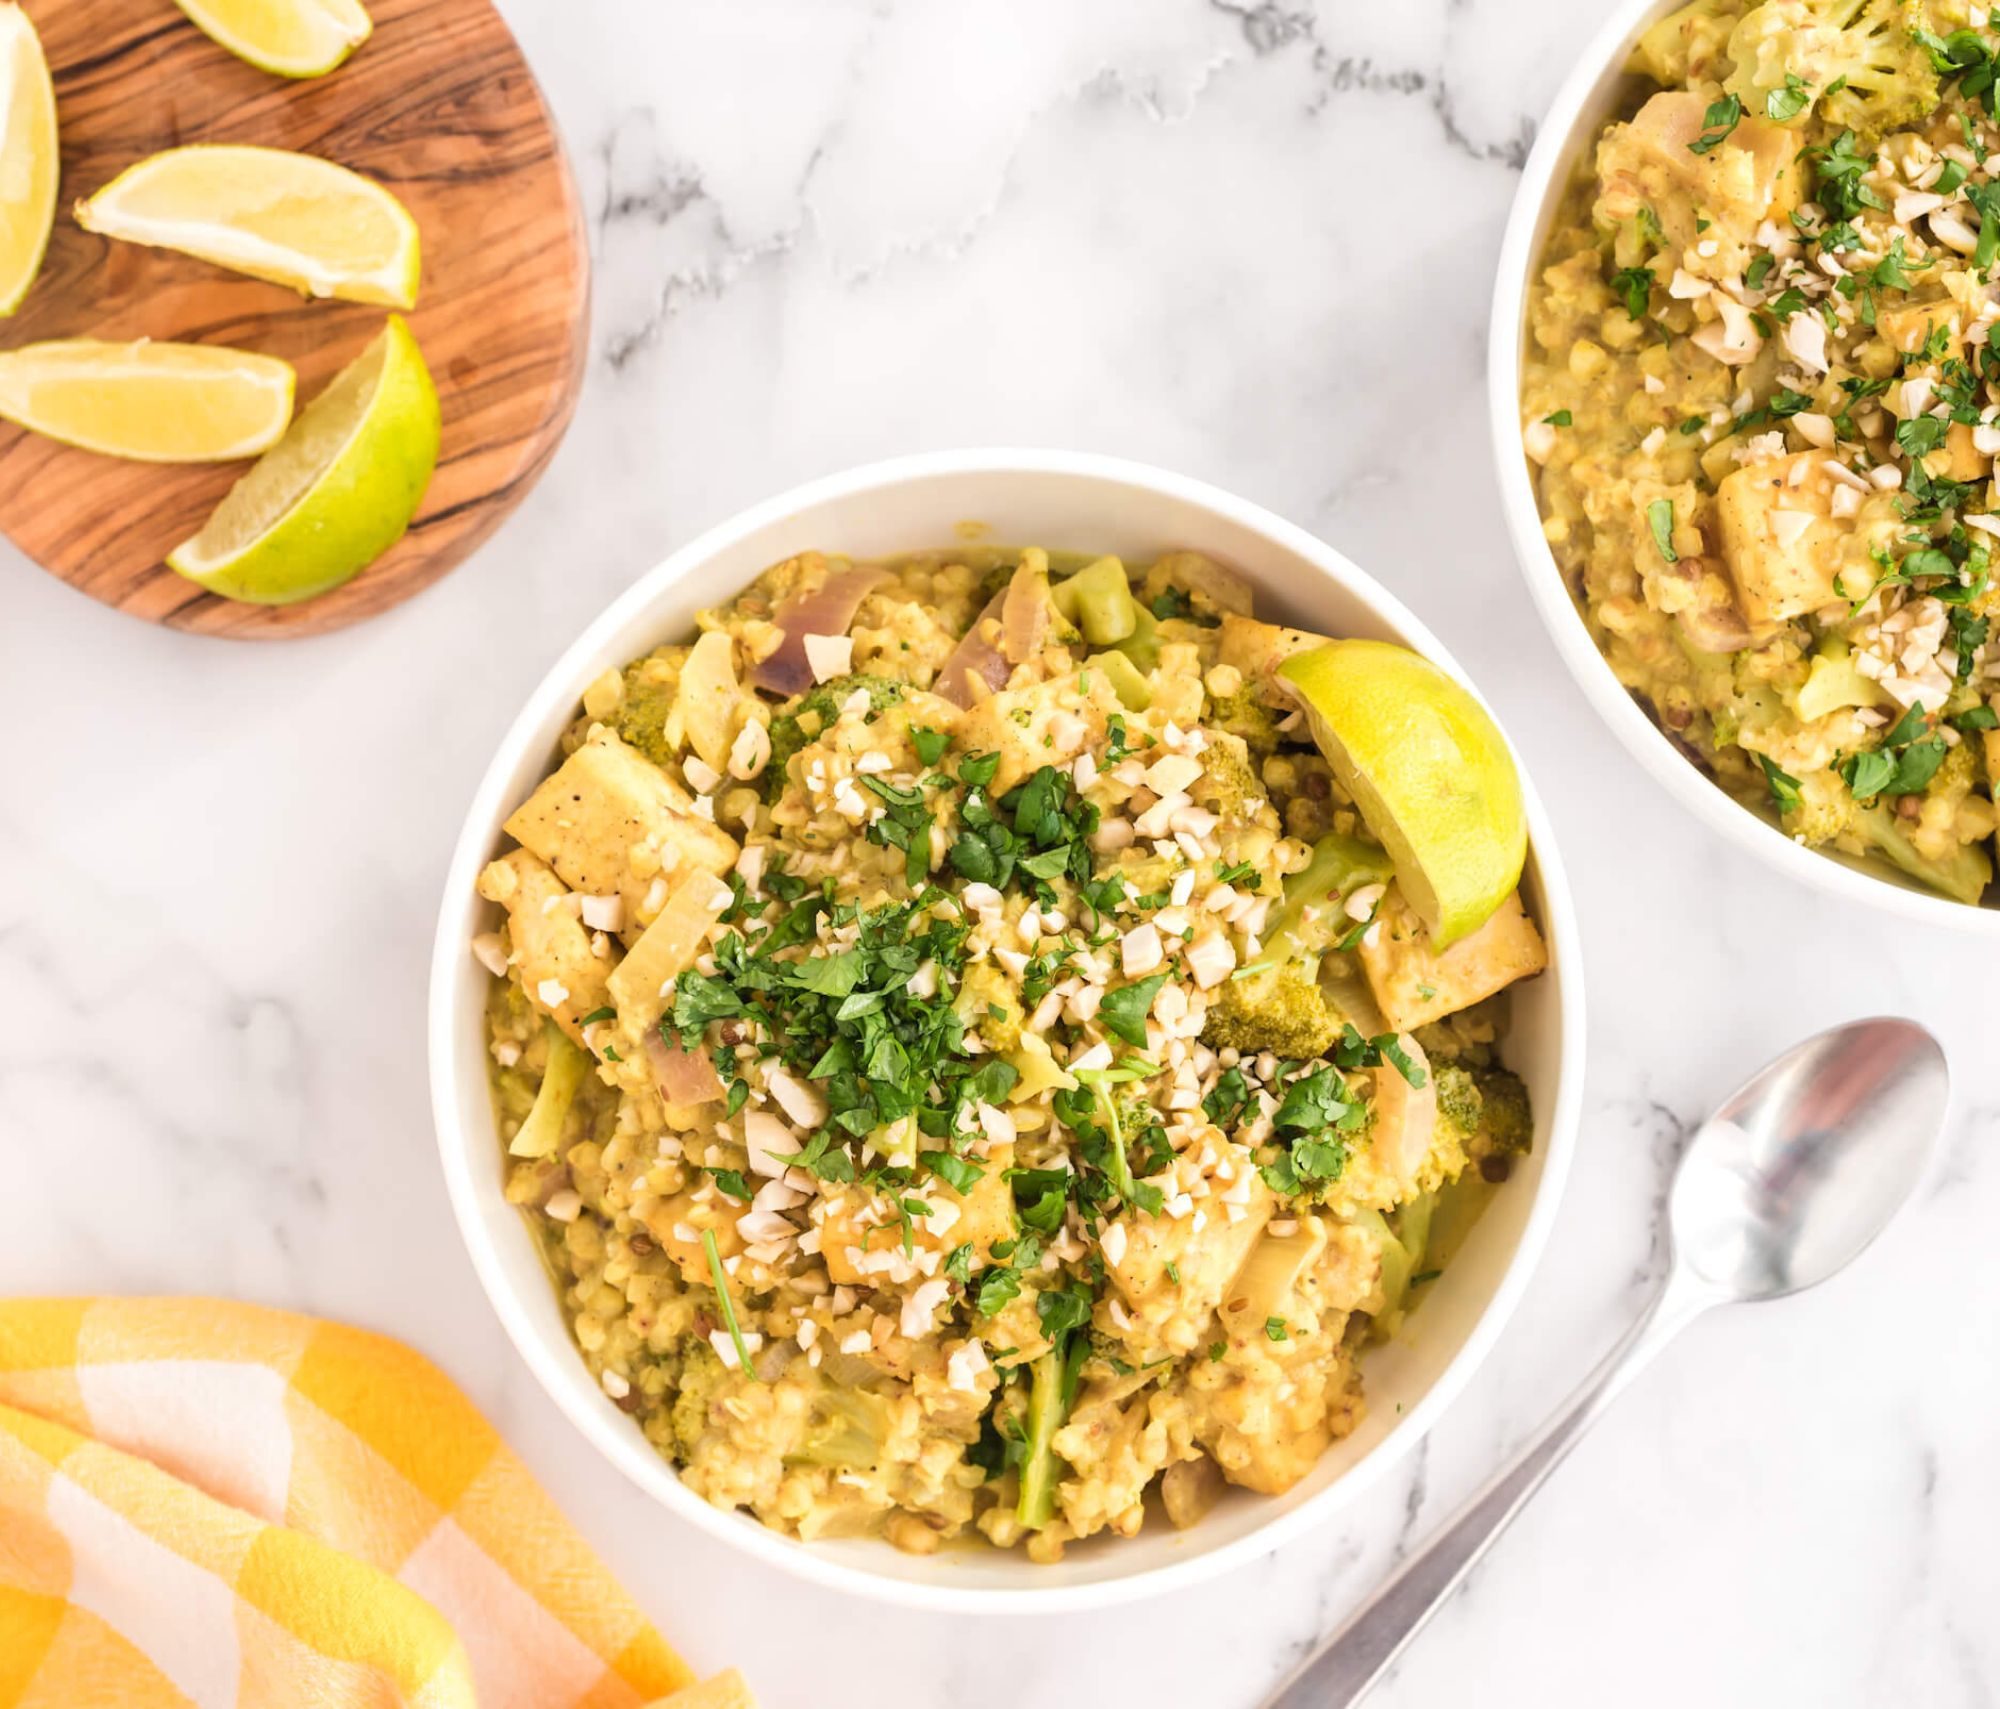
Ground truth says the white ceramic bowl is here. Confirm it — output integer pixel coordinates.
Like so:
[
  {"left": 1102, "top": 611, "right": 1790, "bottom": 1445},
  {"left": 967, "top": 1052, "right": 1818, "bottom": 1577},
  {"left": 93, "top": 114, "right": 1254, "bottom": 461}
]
[
  {"left": 429, "top": 450, "right": 1585, "bottom": 1611},
  {"left": 1490, "top": 0, "right": 2000, "bottom": 932}
]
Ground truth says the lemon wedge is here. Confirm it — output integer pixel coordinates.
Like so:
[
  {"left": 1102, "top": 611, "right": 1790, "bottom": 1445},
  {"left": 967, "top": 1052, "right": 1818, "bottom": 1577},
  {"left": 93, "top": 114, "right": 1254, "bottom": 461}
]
[
  {"left": 76, "top": 145, "right": 420, "bottom": 308},
  {"left": 0, "top": 339, "right": 295, "bottom": 460},
  {"left": 0, "top": 2, "right": 57, "bottom": 316},
  {"left": 173, "top": 0, "right": 372, "bottom": 78},
  {"left": 1279, "top": 640, "right": 1528, "bottom": 947},
  {"left": 168, "top": 316, "right": 439, "bottom": 605}
]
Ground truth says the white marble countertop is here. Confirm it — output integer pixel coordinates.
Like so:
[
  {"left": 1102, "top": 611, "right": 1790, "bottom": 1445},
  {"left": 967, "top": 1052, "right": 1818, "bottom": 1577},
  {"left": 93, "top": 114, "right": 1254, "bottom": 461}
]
[{"left": 5, "top": 1, "right": 1995, "bottom": 1702}]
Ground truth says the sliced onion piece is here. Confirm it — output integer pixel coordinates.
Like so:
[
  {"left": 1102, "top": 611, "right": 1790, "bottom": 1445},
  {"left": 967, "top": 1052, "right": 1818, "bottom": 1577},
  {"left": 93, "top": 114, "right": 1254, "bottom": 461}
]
[
  {"left": 644, "top": 1029, "right": 725, "bottom": 1104},
  {"left": 751, "top": 564, "right": 889, "bottom": 696},
  {"left": 935, "top": 588, "right": 1011, "bottom": 708},
  {"left": 1152, "top": 550, "right": 1254, "bottom": 616},
  {"left": 1000, "top": 563, "right": 1055, "bottom": 664}
]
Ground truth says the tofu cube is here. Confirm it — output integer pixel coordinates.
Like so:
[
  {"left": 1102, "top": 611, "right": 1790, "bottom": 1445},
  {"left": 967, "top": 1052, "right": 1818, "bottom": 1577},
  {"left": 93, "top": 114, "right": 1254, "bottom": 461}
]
[
  {"left": 1597, "top": 92, "right": 1801, "bottom": 251},
  {"left": 476, "top": 849, "right": 611, "bottom": 1043},
  {"left": 952, "top": 669, "right": 1119, "bottom": 795},
  {"left": 1714, "top": 451, "right": 1851, "bottom": 628},
  {"left": 503, "top": 729, "right": 738, "bottom": 936},
  {"left": 1359, "top": 886, "right": 1549, "bottom": 1034}
]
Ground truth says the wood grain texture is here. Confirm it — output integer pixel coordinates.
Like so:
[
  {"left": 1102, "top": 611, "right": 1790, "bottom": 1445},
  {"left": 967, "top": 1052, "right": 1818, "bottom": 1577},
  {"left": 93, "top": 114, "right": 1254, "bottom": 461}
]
[{"left": 0, "top": 0, "right": 589, "bottom": 637}]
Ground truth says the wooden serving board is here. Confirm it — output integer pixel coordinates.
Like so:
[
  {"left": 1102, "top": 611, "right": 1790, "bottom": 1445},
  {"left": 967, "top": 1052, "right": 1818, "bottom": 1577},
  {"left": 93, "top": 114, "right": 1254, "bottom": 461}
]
[{"left": 0, "top": 0, "right": 589, "bottom": 638}]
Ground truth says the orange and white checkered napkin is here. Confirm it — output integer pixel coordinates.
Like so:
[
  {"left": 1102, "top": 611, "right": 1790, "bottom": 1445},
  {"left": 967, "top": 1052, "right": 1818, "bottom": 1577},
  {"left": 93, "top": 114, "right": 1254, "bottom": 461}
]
[{"left": 0, "top": 1299, "right": 751, "bottom": 1709}]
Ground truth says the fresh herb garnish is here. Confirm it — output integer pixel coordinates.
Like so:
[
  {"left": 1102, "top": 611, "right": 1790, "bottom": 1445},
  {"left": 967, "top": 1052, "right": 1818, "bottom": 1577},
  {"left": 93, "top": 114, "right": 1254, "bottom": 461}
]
[
  {"left": 1647, "top": 498, "right": 1678, "bottom": 564},
  {"left": 1687, "top": 93, "right": 1743, "bottom": 155},
  {"left": 701, "top": 1228, "right": 759, "bottom": 1380}
]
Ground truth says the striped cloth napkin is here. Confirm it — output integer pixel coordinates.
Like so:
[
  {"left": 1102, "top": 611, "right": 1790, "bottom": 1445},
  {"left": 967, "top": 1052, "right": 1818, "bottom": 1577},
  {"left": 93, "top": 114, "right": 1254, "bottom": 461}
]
[{"left": 0, "top": 1298, "right": 752, "bottom": 1709}]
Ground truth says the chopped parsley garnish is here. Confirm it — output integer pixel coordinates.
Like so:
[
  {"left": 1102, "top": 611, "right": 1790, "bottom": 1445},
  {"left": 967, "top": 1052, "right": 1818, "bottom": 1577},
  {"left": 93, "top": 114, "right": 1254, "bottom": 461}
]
[
  {"left": 1542, "top": 409, "right": 1573, "bottom": 427},
  {"left": 1757, "top": 754, "right": 1803, "bottom": 815},
  {"left": 1098, "top": 973, "right": 1168, "bottom": 1047},
  {"left": 1687, "top": 93, "right": 1743, "bottom": 155},
  {"left": 1841, "top": 703, "right": 1947, "bottom": 800},
  {"left": 1765, "top": 73, "right": 1811, "bottom": 122},
  {"left": 922, "top": 1150, "right": 985, "bottom": 1194},
  {"left": 705, "top": 1168, "right": 754, "bottom": 1202},
  {"left": 701, "top": 1228, "right": 759, "bottom": 1381},
  {"left": 1609, "top": 264, "right": 1654, "bottom": 321},
  {"left": 1646, "top": 498, "right": 1678, "bottom": 564}
]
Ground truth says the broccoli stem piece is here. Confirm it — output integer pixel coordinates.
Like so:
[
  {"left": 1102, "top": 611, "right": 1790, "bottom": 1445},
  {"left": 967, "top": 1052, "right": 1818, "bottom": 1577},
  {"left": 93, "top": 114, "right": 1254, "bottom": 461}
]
[
  {"left": 510, "top": 1022, "right": 587, "bottom": 1158},
  {"left": 1017, "top": 1332, "right": 1087, "bottom": 1529},
  {"left": 1078, "top": 1071, "right": 1134, "bottom": 1200}
]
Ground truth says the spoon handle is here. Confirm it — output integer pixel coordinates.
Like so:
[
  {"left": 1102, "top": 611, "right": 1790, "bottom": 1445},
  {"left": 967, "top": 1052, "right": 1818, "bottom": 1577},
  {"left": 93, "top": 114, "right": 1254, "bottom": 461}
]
[{"left": 1259, "top": 1273, "right": 1712, "bottom": 1709}]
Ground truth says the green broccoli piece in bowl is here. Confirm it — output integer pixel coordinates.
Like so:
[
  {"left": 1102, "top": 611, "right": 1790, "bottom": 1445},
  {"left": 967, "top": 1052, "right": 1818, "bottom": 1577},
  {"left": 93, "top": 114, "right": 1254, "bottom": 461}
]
[
  {"left": 1434, "top": 1062, "right": 1532, "bottom": 1164},
  {"left": 1206, "top": 962, "right": 1345, "bottom": 1060},
  {"left": 610, "top": 664, "right": 682, "bottom": 770},
  {"left": 1202, "top": 830, "right": 1395, "bottom": 1058},
  {"left": 762, "top": 672, "right": 908, "bottom": 799},
  {"left": 668, "top": 1342, "right": 729, "bottom": 1458},
  {"left": 1726, "top": 0, "right": 1938, "bottom": 138},
  {"left": 1207, "top": 688, "right": 1282, "bottom": 759}
]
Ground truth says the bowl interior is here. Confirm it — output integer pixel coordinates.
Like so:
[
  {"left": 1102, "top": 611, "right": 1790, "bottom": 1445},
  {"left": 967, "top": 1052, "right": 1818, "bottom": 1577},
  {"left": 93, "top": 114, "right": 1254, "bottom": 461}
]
[
  {"left": 1490, "top": 0, "right": 2000, "bottom": 931},
  {"left": 432, "top": 456, "right": 1580, "bottom": 1604}
]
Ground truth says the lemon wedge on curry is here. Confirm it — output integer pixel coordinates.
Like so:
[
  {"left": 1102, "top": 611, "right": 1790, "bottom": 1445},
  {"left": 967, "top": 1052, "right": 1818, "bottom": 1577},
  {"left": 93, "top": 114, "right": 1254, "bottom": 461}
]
[
  {"left": 0, "top": 339, "right": 295, "bottom": 460},
  {"left": 0, "top": 3, "right": 57, "bottom": 317},
  {"left": 76, "top": 145, "right": 420, "bottom": 308},
  {"left": 1279, "top": 640, "right": 1527, "bottom": 947},
  {"left": 168, "top": 316, "right": 438, "bottom": 605},
  {"left": 172, "top": 0, "right": 372, "bottom": 78}
]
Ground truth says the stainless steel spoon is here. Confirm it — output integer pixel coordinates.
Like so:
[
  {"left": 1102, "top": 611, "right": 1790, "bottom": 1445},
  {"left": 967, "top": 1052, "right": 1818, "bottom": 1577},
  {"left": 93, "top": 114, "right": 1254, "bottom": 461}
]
[{"left": 1262, "top": 1016, "right": 1950, "bottom": 1709}]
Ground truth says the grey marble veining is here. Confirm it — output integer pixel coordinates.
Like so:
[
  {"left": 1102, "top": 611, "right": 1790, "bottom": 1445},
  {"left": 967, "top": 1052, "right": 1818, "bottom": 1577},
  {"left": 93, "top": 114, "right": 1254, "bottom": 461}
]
[{"left": 2, "top": 2, "right": 1995, "bottom": 1703}]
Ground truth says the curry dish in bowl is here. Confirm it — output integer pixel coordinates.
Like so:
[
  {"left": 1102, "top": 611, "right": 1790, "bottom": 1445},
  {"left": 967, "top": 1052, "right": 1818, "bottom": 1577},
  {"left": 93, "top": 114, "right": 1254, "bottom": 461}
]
[
  {"left": 468, "top": 544, "right": 1548, "bottom": 1561},
  {"left": 1521, "top": 0, "right": 2000, "bottom": 906}
]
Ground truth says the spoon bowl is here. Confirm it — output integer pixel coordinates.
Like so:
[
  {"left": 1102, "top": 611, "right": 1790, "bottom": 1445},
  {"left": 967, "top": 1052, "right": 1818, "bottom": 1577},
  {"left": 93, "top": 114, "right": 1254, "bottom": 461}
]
[{"left": 1670, "top": 1019, "right": 1950, "bottom": 1304}]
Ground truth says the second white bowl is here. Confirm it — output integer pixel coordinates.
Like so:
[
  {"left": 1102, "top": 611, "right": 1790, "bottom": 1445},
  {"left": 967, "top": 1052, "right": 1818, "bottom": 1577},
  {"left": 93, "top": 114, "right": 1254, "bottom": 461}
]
[{"left": 1488, "top": 0, "right": 2000, "bottom": 933}]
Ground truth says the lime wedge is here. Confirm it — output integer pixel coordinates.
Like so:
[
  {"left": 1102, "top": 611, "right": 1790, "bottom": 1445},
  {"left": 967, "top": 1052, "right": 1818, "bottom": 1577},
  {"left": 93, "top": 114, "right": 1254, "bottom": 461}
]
[
  {"left": 0, "top": 3, "right": 57, "bottom": 316},
  {"left": 173, "top": 0, "right": 372, "bottom": 78},
  {"left": 0, "top": 340, "right": 295, "bottom": 461},
  {"left": 1279, "top": 640, "right": 1528, "bottom": 947},
  {"left": 76, "top": 145, "right": 420, "bottom": 308},
  {"left": 168, "top": 316, "right": 439, "bottom": 605}
]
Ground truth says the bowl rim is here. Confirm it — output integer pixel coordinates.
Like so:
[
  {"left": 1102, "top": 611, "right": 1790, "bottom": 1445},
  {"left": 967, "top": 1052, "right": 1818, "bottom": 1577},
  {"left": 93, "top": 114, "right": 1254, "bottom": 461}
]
[
  {"left": 427, "top": 447, "right": 1588, "bottom": 1612},
  {"left": 1487, "top": 0, "right": 2000, "bottom": 935}
]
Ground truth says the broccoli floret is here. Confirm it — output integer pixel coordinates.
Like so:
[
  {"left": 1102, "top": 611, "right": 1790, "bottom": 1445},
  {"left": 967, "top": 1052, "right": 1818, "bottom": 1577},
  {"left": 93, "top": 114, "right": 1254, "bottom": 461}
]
[
  {"left": 1200, "top": 831, "right": 1394, "bottom": 1058},
  {"left": 1434, "top": 1063, "right": 1485, "bottom": 1140},
  {"left": 1855, "top": 799, "right": 1993, "bottom": 903},
  {"left": 1634, "top": 0, "right": 1750, "bottom": 86},
  {"left": 1205, "top": 963, "right": 1345, "bottom": 1059},
  {"left": 612, "top": 669, "right": 681, "bottom": 769},
  {"left": 762, "top": 672, "right": 908, "bottom": 799},
  {"left": 1434, "top": 1063, "right": 1532, "bottom": 1162},
  {"left": 787, "top": 1379, "right": 893, "bottom": 1470},
  {"left": 1192, "top": 732, "right": 1262, "bottom": 812},
  {"left": 1473, "top": 1069, "right": 1533, "bottom": 1159},
  {"left": 1726, "top": 0, "right": 1938, "bottom": 137},
  {"left": 668, "top": 1342, "right": 729, "bottom": 1459},
  {"left": 1778, "top": 750, "right": 1992, "bottom": 902},
  {"left": 1208, "top": 689, "right": 1281, "bottom": 759}
]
